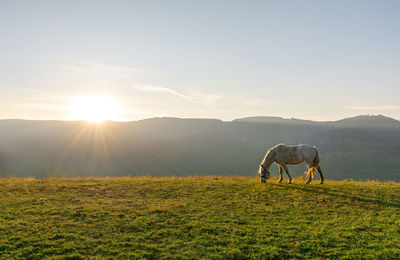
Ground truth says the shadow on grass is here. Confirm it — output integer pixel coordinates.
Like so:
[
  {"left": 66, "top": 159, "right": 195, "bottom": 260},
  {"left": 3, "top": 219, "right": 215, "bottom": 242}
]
[{"left": 270, "top": 182, "right": 400, "bottom": 209}]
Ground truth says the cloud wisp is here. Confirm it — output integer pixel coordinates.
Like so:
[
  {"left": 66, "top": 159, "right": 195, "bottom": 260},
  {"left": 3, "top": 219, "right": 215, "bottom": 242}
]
[
  {"left": 134, "top": 84, "right": 195, "bottom": 100},
  {"left": 133, "top": 84, "right": 221, "bottom": 104}
]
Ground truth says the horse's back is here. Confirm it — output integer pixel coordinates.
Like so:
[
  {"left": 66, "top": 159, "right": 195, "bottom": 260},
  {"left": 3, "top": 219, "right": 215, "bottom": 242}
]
[
  {"left": 271, "top": 144, "right": 316, "bottom": 152},
  {"left": 297, "top": 144, "right": 318, "bottom": 164},
  {"left": 271, "top": 144, "right": 318, "bottom": 165}
]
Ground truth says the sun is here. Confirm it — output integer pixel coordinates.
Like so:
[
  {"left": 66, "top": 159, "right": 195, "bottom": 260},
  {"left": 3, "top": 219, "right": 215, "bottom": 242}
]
[{"left": 69, "top": 95, "right": 120, "bottom": 123}]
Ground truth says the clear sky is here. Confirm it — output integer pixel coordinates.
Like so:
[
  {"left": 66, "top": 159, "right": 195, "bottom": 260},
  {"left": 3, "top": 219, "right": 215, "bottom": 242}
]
[{"left": 1, "top": 0, "right": 400, "bottom": 121}]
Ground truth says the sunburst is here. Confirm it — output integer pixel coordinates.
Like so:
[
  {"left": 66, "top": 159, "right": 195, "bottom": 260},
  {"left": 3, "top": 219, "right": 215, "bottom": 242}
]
[{"left": 69, "top": 95, "right": 120, "bottom": 123}]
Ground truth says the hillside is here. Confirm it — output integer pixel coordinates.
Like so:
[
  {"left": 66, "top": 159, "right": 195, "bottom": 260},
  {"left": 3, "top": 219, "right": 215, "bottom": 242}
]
[
  {"left": 0, "top": 115, "right": 400, "bottom": 180},
  {"left": 0, "top": 177, "right": 399, "bottom": 258}
]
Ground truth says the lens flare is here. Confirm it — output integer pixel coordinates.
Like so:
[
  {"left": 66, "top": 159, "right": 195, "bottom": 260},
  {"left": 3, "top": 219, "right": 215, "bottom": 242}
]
[{"left": 69, "top": 95, "right": 120, "bottom": 122}]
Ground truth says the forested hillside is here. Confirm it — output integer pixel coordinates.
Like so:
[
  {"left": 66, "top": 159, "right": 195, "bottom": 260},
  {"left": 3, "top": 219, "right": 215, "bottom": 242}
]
[{"left": 0, "top": 115, "right": 399, "bottom": 180}]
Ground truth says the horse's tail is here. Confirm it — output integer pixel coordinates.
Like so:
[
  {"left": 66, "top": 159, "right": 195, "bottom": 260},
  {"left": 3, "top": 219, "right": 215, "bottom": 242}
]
[
  {"left": 305, "top": 147, "right": 320, "bottom": 178},
  {"left": 305, "top": 167, "right": 317, "bottom": 178}
]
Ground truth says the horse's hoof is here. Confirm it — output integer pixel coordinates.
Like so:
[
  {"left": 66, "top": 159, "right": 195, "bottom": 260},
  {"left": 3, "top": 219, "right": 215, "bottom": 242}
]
[
  {"left": 305, "top": 182, "right": 310, "bottom": 185},
  {"left": 319, "top": 182, "right": 324, "bottom": 184},
  {"left": 288, "top": 182, "right": 292, "bottom": 184},
  {"left": 278, "top": 180, "right": 283, "bottom": 183}
]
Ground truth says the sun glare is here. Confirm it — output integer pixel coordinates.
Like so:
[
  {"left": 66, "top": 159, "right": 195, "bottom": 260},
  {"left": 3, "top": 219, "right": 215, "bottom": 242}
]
[{"left": 69, "top": 96, "right": 120, "bottom": 123}]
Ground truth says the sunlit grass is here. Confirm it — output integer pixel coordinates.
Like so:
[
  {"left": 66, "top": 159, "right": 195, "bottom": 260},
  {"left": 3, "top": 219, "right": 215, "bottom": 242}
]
[{"left": 0, "top": 177, "right": 399, "bottom": 258}]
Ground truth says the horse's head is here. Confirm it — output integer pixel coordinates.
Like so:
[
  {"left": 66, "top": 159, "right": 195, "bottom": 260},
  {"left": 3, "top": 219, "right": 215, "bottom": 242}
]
[{"left": 258, "top": 164, "right": 270, "bottom": 183}]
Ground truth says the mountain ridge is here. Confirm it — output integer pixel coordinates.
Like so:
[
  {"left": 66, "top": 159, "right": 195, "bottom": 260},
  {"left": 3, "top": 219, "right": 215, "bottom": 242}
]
[
  {"left": 0, "top": 114, "right": 399, "bottom": 180},
  {"left": 1, "top": 114, "right": 399, "bottom": 127}
]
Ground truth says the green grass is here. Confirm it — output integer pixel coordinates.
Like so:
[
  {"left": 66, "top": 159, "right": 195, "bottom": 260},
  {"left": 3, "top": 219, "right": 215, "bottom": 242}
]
[{"left": 1, "top": 177, "right": 400, "bottom": 259}]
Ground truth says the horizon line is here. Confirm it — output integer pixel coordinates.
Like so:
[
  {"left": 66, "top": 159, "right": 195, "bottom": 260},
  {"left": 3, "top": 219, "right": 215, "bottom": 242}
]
[{"left": 0, "top": 114, "right": 397, "bottom": 123}]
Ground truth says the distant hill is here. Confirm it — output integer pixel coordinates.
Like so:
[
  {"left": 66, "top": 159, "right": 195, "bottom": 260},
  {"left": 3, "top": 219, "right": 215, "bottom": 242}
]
[
  {"left": 0, "top": 115, "right": 399, "bottom": 180},
  {"left": 332, "top": 115, "right": 400, "bottom": 128},
  {"left": 234, "top": 116, "right": 321, "bottom": 125}
]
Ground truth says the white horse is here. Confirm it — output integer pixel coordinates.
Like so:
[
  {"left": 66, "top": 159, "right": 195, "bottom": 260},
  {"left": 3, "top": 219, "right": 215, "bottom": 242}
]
[{"left": 258, "top": 144, "right": 324, "bottom": 184}]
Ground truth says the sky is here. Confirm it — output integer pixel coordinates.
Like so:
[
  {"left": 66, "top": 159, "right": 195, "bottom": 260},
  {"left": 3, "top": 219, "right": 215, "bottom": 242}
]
[{"left": 1, "top": 0, "right": 400, "bottom": 121}]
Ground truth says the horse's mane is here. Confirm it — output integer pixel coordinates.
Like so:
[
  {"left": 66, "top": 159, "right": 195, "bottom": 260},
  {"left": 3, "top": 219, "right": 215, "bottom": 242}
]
[
  {"left": 262, "top": 148, "right": 276, "bottom": 166},
  {"left": 272, "top": 143, "right": 285, "bottom": 149}
]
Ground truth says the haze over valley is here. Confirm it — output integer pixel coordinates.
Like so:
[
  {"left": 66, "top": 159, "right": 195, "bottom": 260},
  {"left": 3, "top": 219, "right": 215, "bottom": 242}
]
[{"left": 1, "top": 114, "right": 399, "bottom": 181}]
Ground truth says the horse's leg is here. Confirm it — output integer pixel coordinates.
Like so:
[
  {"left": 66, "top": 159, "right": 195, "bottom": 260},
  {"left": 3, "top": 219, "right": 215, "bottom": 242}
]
[
  {"left": 281, "top": 164, "right": 292, "bottom": 184},
  {"left": 278, "top": 165, "right": 283, "bottom": 183},
  {"left": 316, "top": 165, "right": 324, "bottom": 184}
]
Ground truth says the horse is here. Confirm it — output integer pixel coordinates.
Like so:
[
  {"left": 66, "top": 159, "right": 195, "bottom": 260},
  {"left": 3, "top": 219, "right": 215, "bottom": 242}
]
[{"left": 258, "top": 144, "right": 324, "bottom": 184}]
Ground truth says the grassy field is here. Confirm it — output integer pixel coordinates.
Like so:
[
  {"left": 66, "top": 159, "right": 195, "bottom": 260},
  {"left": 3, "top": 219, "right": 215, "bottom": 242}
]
[{"left": 0, "top": 177, "right": 400, "bottom": 259}]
